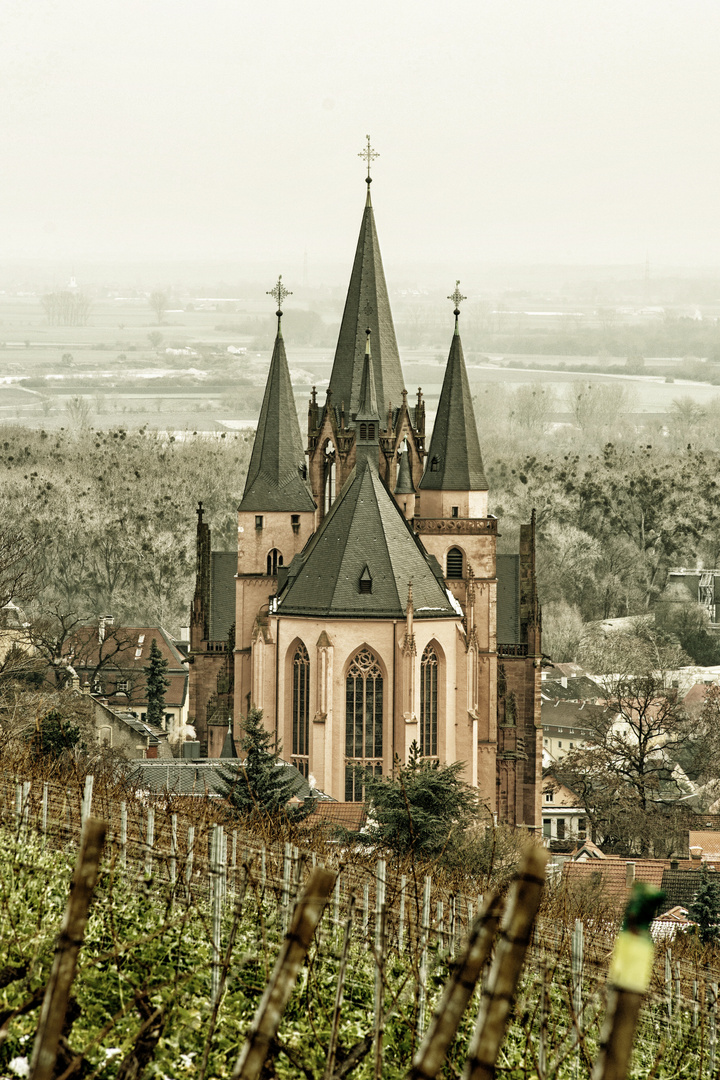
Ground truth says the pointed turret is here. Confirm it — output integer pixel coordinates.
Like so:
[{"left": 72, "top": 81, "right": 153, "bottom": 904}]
[
  {"left": 420, "top": 287, "right": 487, "bottom": 492},
  {"left": 328, "top": 177, "right": 405, "bottom": 420},
  {"left": 394, "top": 443, "right": 414, "bottom": 494},
  {"left": 239, "top": 282, "right": 315, "bottom": 513},
  {"left": 355, "top": 330, "right": 381, "bottom": 468}
]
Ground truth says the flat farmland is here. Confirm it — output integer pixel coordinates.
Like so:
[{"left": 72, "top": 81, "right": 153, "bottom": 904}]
[{"left": 0, "top": 297, "right": 717, "bottom": 432}]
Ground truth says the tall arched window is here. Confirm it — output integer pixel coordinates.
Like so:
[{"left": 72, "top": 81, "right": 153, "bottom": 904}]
[
  {"left": 420, "top": 645, "right": 438, "bottom": 758},
  {"left": 446, "top": 547, "right": 463, "bottom": 579},
  {"left": 324, "top": 442, "right": 337, "bottom": 514},
  {"left": 292, "top": 643, "right": 310, "bottom": 777},
  {"left": 267, "top": 549, "right": 283, "bottom": 575},
  {"left": 345, "top": 649, "right": 383, "bottom": 801}
]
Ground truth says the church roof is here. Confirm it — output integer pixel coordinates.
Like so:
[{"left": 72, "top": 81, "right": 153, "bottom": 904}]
[
  {"left": 355, "top": 333, "right": 380, "bottom": 421},
  {"left": 277, "top": 458, "right": 457, "bottom": 620},
  {"left": 419, "top": 318, "right": 487, "bottom": 491},
  {"left": 327, "top": 187, "right": 406, "bottom": 421},
  {"left": 239, "top": 317, "right": 315, "bottom": 513}
]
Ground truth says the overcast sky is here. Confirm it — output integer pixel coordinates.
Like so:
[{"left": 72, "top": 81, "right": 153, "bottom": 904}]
[{"left": 3, "top": 1, "right": 720, "bottom": 274}]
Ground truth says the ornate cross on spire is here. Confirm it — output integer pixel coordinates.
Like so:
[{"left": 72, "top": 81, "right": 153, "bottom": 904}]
[
  {"left": 267, "top": 274, "right": 292, "bottom": 315},
  {"left": 358, "top": 135, "right": 379, "bottom": 183},
  {"left": 448, "top": 280, "right": 466, "bottom": 332},
  {"left": 448, "top": 280, "right": 466, "bottom": 313}
]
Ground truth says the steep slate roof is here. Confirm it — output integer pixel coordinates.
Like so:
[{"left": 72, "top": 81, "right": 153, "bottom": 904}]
[
  {"left": 125, "top": 758, "right": 320, "bottom": 799},
  {"left": 327, "top": 187, "right": 406, "bottom": 420},
  {"left": 239, "top": 317, "right": 315, "bottom": 513},
  {"left": 209, "top": 552, "right": 236, "bottom": 640},
  {"left": 277, "top": 458, "right": 458, "bottom": 619},
  {"left": 419, "top": 319, "right": 487, "bottom": 491}
]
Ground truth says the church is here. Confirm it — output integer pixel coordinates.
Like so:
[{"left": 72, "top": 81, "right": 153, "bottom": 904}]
[{"left": 189, "top": 155, "right": 542, "bottom": 828}]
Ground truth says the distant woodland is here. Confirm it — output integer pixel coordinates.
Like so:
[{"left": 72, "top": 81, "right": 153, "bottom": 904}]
[{"left": 0, "top": 383, "right": 718, "bottom": 659}]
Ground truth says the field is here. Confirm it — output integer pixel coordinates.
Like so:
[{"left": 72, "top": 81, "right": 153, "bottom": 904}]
[{"left": 2, "top": 296, "right": 720, "bottom": 435}]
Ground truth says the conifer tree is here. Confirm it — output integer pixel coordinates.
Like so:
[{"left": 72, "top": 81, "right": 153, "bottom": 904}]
[
  {"left": 358, "top": 741, "right": 480, "bottom": 857},
  {"left": 689, "top": 866, "right": 720, "bottom": 944},
  {"left": 220, "top": 707, "right": 307, "bottom": 820},
  {"left": 144, "top": 638, "right": 170, "bottom": 727}
]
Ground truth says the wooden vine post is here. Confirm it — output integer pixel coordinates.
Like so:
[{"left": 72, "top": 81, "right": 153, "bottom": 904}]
[
  {"left": 232, "top": 866, "right": 336, "bottom": 1080},
  {"left": 590, "top": 883, "right": 665, "bottom": 1080},
  {"left": 409, "top": 892, "right": 505, "bottom": 1080},
  {"left": 29, "top": 817, "right": 107, "bottom": 1080},
  {"left": 464, "top": 845, "right": 549, "bottom": 1080}
]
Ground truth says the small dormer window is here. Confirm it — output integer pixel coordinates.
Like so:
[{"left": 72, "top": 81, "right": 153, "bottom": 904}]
[
  {"left": 430, "top": 456, "right": 439, "bottom": 472},
  {"left": 359, "top": 565, "right": 373, "bottom": 594}
]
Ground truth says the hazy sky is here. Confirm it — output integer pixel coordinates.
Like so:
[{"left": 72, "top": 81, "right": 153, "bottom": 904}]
[{"left": 3, "top": 1, "right": 720, "bottom": 273}]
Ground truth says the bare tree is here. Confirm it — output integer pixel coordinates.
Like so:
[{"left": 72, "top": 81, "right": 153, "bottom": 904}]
[
  {"left": 149, "top": 291, "right": 169, "bottom": 324},
  {"left": 66, "top": 396, "right": 91, "bottom": 428}
]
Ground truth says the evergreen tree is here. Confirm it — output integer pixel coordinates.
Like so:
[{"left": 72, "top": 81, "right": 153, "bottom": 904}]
[
  {"left": 220, "top": 707, "right": 307, "bottom": 820},
  {"left": 689, "top": 866, "right": 720, "bottom": 944},
  {"left": 144, "top": 638, "right": 170, "bottom": 727},
  {"left": 30, "top": 708, "right": 81, "bottom": 759},
  {"left": 358, "top": 742, "right": 481, "bottom": 858}
]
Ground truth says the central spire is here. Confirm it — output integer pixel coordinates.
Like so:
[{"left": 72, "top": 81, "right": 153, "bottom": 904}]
[{"left": 327, "top": 143, "right": 405, "bottom": 423}]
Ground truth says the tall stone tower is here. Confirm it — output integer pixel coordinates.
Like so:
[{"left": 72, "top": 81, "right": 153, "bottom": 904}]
[
  {"left": 413, "top": 286, "right": 499, "bottom": 810},
  {"left": 234, "top": 280, "right": 317, "bottom": 727}
]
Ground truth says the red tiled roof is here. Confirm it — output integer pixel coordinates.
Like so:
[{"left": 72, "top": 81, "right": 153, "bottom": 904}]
[{"left": 563, "top": 857, "right": 669, "bottom": 911}]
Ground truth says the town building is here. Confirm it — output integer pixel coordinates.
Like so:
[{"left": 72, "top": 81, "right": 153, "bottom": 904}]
[{"left": 188, "top": 162, "right": 543, "bottom": 826}]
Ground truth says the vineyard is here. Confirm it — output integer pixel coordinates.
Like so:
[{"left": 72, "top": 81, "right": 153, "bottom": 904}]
[{"left": 1, "top": 761, "right": 720, "bottom": 1079}]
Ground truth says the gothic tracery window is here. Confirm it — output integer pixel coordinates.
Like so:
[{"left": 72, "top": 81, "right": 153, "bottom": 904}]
[
  {"left": 292, "top": 643, "right": 310, "bottom": 778},
  {"left": 345, "top": 649, "right": 383, "bottom": 801},
  {"left": 420, "top": 645, "right": 438, "bottom": 758}
]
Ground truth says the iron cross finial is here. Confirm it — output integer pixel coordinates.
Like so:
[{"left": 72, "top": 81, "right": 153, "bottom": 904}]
[
  {"left": 359, "top": 135, "right": 379, "bottom": 182},
  {"left": 267, "top": 275, "right": 292, "bottom": 314},
  {"left": 448, "top": 280, "right": 466, "bottom": 313}
]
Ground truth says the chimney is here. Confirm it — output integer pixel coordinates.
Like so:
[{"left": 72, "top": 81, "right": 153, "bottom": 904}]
[
  {"left": 561, "top": 676, "right": 568, "bottom": 689},
  {"left": 98, "top": 614, "right": 114, "bottom": 643},
  {"left": 182, "top": 740, "right": 201, "bottom": 760},
  {"left": 625, "top": 862, "right": 636, "bottom": 887},
  {"left": 690, "top": 846, "right": 703, "bottom": 861},
  {"left": 671, "top": 859, "right": 679, "bottom": 870}
]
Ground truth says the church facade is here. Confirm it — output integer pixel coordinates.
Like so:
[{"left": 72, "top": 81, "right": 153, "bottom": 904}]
[{"left": 189, "top": 172, "right": 542, "bottom": 828}]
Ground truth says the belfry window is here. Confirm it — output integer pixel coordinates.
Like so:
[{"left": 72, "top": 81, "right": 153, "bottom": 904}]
[
  {"left": 367, "top": 423, "right": 375, "bottom": 439},
  {"left": 345, "top": 649, "right": 383, "bottom": 801},
  {"left": 446, "top": 547, "right": 463, "bottom": 579},
  {"left": 420, "top": 645, "right": 438, "bottom": 757},
  {"left": 360, "top": 423, "right": 367, "bottom": 440},
  {"left": 267, "top": 549, "right": 283, "bottom": 575},
  {"left": 292, "top": 643, "right": 310, "bottom": 778}
]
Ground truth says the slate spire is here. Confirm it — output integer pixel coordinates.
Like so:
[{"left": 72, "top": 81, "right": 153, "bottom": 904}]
[
  {"left": 355, "top": 330, "right": 380, "bottom": 469},
  {"left": 420, "top": 285, "right": 487, "bottom": 492},
  {"left": 239, "top": 279, "right": 315, "bottom": 513},
  {"left": 327, "top": 174, "right": 405, "bottom": 421}
]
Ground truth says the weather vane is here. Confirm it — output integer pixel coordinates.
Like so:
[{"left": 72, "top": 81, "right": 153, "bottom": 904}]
[
  {"left": 358, "top": 135, "right": 379, "bottom": 182},
  {"left": 448, "top": 280, "right": 466, "bottom": 313},
  {"left": 267, "top": 275, "right": 292, "bottom": 314}
]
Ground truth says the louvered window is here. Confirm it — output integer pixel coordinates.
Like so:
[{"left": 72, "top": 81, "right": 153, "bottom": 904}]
[{"left": 447, "top": 547, "right": 463, "bottom": 579}]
